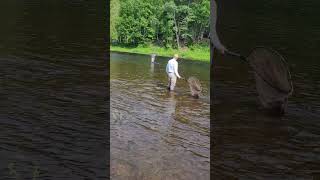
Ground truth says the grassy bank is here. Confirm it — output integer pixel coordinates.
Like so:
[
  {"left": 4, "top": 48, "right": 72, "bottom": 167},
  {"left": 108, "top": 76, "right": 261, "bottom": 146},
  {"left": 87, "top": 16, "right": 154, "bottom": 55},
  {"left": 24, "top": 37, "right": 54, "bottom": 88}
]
[{"left": 110, "top": 45, "right": 210, "bottom": 61}]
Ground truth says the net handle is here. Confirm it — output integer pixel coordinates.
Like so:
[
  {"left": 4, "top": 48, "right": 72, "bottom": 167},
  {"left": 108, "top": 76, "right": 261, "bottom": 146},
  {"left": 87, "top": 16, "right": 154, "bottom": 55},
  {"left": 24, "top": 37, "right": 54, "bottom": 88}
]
[
  {"left": 226, "top": 50, "right": 247, "bottom": 62},
  {"left": 181, "top": 77, "right": 188, "bottom": 83}
]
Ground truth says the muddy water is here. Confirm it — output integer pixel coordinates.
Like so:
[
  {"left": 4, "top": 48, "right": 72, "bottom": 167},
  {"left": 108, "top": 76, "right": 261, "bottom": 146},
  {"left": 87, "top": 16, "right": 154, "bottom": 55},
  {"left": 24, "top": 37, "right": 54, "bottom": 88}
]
[
  {"left": 213, "top": 0, "right": 320, "bottom": 179},
  {"left": 110, "top": 52, "right": 210, "bottom": 180}
]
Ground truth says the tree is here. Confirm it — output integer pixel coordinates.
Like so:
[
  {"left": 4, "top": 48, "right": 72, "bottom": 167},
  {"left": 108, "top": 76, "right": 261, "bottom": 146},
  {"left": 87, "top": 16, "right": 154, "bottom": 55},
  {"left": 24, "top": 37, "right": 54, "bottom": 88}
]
[
  {"left": 110, "top": 0, "right": 120, "bottom": 41},
  {"left": 189, "top": 0, "right": 210, "bottom": 43},
  {"left": 112, "top": 0, "right": 210, "bottom": 48}
]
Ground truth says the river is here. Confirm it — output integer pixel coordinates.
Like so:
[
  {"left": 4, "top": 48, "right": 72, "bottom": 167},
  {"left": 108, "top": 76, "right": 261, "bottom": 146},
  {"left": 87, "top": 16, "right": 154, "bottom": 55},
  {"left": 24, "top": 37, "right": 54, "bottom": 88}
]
[
  {"left": 0, "top": 1, "right": 107, "bottom": 179},
  {"left": 213, "top": 0, "right": 320, "bottom": 179},
  {"left": 110, "top": 52, "right": 210, "bottom": 180}
]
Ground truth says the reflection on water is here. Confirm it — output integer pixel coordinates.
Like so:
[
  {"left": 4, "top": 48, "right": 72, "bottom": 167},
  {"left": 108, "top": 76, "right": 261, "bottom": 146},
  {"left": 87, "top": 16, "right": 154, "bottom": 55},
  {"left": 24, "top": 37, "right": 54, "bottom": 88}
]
[
  {"left": 213, "top": 0, "right": 320, "bottom": 179},
  {"left": 111, "top": 52, "right": 210, "bottom": 180}
]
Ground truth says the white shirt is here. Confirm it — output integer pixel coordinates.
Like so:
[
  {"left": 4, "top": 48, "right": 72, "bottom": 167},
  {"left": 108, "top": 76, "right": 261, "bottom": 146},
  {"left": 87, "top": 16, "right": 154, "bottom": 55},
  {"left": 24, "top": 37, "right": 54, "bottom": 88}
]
[{"left": 166, "top": 58, "right": 181, "bottom": 78}]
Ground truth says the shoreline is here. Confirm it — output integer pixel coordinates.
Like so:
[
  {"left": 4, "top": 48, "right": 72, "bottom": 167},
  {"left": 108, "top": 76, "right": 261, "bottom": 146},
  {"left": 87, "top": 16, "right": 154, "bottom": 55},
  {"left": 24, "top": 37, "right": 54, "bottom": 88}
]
[{"left": 110, "top": 45, "right": 210, "bottom": 62}]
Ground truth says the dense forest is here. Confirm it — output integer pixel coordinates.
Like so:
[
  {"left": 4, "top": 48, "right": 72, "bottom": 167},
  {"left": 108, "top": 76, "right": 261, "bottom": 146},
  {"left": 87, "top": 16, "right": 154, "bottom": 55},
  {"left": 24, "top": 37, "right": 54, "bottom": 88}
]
[{"left": 110, "top": 0, "right": 210, "bottom": 49}]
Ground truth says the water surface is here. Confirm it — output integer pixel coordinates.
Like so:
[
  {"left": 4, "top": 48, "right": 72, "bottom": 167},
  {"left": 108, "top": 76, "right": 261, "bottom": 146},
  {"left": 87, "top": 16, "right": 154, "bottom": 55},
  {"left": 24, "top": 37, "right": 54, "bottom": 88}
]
[
  {"left": 0, "top": 1, "right": 107, "bottom": 179},
  {"left": 213, "top": 0, "right": 320, "bottom": 179},
  {"left": 111, "top": 52, "right": 210, "bottom": 180}
]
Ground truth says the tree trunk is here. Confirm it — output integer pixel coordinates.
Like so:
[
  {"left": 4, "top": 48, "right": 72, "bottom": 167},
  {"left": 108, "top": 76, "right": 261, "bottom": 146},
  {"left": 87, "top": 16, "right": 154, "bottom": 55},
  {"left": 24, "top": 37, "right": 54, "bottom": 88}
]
[
  {"left": 199, "top": 24, "right": 203, "bottom": 42},
  {"left": 173, "top": 10, "right": 180, "bottom": 49}
]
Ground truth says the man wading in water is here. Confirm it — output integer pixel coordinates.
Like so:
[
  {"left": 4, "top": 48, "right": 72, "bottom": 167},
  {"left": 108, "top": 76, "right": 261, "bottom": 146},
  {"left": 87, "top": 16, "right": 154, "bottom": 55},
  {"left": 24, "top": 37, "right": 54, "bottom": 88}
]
[
  {"left": 166, "top": 54, "right": 182, "bottom": 91},
  {"left": 210, "top": 0, "right": 227, "bottom": 65}
]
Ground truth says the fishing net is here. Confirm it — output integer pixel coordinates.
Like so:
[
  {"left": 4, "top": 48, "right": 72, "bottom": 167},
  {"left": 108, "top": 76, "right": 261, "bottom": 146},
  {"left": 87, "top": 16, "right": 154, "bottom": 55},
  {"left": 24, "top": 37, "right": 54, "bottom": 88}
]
[
  {"left": 246, "top": 47, "right": 293, "bottom": 114},
  {"left": 187, "top": 76, "right": 202, "bottom": 98}
]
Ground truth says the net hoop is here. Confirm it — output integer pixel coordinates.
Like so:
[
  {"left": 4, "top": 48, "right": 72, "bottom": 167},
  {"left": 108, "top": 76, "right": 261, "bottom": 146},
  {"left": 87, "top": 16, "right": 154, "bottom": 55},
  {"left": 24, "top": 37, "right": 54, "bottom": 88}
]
[
  {"left": 247, "top": 46, "right": 293, "bottom": 96},
  {"left": 187, "top": 76, "right": 202, "bottom": 97}
]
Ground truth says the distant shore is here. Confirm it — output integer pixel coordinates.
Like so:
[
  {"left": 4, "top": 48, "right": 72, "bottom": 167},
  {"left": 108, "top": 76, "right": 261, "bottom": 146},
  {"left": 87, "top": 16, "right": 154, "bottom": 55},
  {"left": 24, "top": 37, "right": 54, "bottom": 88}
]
[{"left": 110, "top": 45, "right": 210, "bottom": 62}]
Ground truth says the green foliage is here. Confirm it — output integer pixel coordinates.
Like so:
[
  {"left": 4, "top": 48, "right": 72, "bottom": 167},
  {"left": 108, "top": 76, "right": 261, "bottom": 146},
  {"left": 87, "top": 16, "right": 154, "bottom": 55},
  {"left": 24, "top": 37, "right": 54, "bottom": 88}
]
[
  {"left": 111, "top": 45, "right": 210, "bottom": 61},
  {"left": 110, "top": 0, "right": 120, "bottom": 40},
  {"left": 112, "top": 0, "right": 210, "bottom": 50}
]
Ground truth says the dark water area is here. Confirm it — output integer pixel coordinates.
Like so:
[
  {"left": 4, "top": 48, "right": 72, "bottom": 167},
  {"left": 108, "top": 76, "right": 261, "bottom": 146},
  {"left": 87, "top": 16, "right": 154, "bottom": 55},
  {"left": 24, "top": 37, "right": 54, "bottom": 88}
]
[
  {"left": 0, "top": 1, "right": 108, "bottom": 179},
  {"left": 110, "top": 52, "right": 210, "bottom": 179},
  {"left": 213, "top": 0, "right": 320, "bottom": 179}
]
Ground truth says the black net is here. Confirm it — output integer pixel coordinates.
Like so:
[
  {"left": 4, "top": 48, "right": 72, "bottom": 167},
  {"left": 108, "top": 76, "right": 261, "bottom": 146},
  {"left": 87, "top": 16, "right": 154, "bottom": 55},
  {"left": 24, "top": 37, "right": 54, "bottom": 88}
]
[
  {"left": 246, "top": 47, "right": 293, "bottom": 113},
  {"left": 187, "top": 76, "right": 202, "bottom": 98}
]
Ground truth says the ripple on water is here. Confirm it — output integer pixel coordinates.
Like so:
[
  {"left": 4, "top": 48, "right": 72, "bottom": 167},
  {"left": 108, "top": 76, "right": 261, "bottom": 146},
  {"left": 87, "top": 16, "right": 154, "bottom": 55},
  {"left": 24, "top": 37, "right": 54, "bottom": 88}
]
[{"left": 111, "top": 55, "right": 210, "bottom": 180}]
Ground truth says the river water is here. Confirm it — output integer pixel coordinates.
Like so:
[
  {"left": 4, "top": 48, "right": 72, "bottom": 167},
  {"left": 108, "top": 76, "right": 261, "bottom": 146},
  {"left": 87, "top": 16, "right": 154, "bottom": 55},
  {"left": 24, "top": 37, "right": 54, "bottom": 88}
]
[
  {"left": 110, "top": 52, "right": 210, "bottom": 180},
  {"left": 0, "top": 1, "right": 107, "bottom": 179},
  {"left": 213, "top": 0, "right": 320, "bottom": 179}
]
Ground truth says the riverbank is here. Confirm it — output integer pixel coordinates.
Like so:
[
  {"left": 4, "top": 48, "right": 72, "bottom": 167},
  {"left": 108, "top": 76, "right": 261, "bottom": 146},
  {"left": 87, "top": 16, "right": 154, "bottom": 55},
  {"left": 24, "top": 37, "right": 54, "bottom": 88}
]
[{"left": 110, "top": 45, "right": 210, "bottom": 61}]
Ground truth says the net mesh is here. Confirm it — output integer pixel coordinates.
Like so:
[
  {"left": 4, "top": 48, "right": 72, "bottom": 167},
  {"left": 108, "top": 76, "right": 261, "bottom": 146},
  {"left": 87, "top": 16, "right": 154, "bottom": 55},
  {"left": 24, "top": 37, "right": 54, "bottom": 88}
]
[
  {"left": 246, "top": 47, "right": 293, "bottom": 113},
  {"left": 187, "top": 76, "right": 202, "bottom": 98}
]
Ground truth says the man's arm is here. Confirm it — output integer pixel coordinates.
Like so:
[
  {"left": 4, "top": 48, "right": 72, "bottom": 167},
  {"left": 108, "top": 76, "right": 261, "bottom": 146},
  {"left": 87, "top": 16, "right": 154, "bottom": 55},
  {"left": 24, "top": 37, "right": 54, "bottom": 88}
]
[{"left": 174, "top": 62, "right": 181, "bottom": 78}]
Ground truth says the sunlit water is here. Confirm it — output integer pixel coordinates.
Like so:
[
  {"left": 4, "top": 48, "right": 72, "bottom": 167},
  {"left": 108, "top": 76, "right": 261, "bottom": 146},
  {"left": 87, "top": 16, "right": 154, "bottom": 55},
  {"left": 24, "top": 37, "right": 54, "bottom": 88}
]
[
  {"left": 213, "top": 0, "right": 320, "bottom": 179},
  {"left": 111, "top": 52, "right": 210, "bottom": 180}
]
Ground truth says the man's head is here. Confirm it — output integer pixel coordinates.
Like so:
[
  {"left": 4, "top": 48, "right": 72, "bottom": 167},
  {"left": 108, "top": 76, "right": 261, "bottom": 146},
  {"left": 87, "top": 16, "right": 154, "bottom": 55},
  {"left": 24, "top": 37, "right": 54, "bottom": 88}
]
[{"left": 174, "top": 54, "right": 179, "bottom": 60}]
